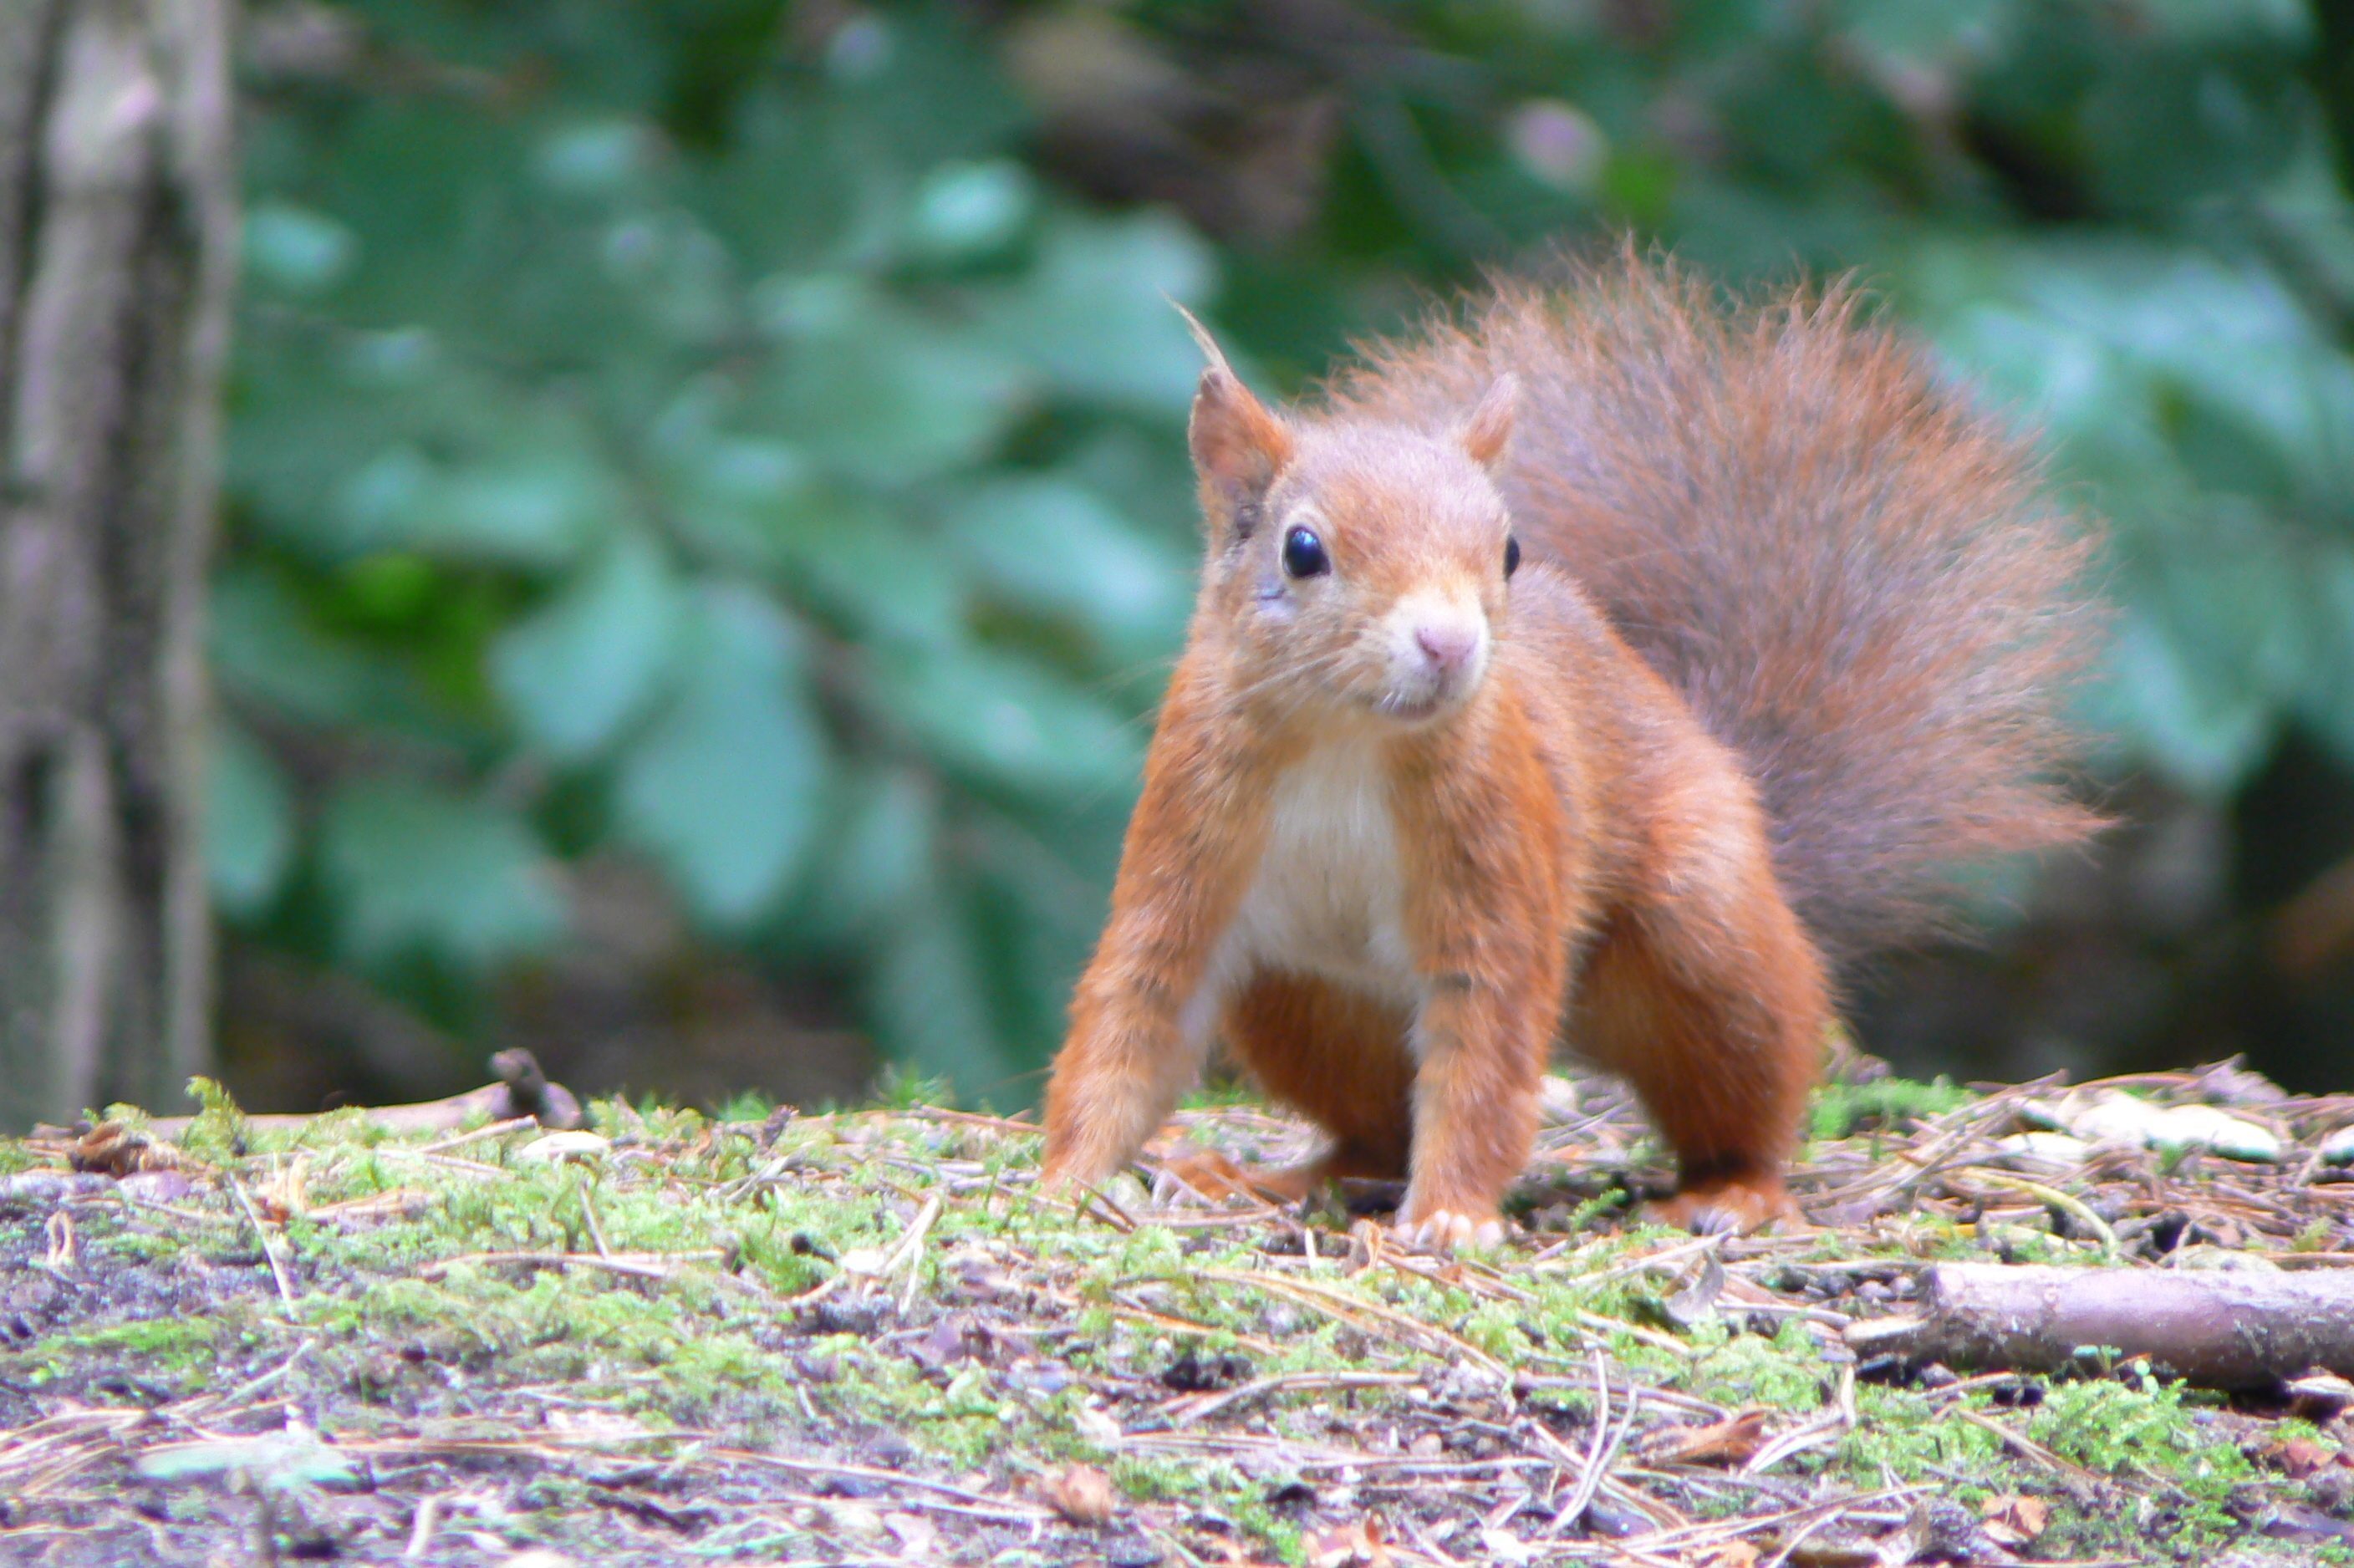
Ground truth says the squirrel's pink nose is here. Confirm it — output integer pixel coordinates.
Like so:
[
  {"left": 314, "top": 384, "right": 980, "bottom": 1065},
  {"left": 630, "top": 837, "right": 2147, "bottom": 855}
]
[{"left": 1414, "top": 621, "right": 1481, "bottom": 674}]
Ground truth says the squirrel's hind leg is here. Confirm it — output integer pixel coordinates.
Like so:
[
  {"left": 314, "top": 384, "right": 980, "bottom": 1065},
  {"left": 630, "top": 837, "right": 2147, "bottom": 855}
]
[
  {"left": 1215, "top": 970, "right": 1417, "bottom": 1199},
  {"left": 1577, "top": 889, "right": 1828, "bottom": 1234}
]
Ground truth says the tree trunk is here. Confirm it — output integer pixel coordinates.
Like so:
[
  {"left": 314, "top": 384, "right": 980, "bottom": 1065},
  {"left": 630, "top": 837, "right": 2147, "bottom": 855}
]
[{"left": 0, "top": 0, "right": 237, "bottom": 1128}]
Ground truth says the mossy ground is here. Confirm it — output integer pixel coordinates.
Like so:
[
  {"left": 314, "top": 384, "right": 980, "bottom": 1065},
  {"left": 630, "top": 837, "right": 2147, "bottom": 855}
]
[{"left": 0, "top": 1065, "right": 2349, "bottom": 1566}]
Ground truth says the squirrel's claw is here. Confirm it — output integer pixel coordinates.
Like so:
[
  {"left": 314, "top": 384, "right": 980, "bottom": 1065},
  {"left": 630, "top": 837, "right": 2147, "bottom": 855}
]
[
  {"left": 1392, "top": 1206, "right": 1507, "bottom": 1255},
  {"left": 1648, "top": 1178, "right": 1805, "bottom": 1235}
]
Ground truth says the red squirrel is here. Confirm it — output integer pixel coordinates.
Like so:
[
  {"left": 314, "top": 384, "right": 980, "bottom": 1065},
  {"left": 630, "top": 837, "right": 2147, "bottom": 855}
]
[{"left": 1037, "top": 254, "right": 2101, "bottom": 1249}]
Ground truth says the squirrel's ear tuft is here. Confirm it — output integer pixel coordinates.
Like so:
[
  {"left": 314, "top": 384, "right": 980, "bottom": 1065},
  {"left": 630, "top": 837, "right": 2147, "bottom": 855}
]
[
  {"left": 1174, "top": 302, "right": 1292, "bottom": 518},
  {"left": 1456, "top": 374, "right": 1519, "bottom": 471}
]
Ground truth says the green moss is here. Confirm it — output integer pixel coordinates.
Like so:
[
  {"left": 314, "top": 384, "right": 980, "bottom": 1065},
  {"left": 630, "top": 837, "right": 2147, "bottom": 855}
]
[
  {"left": 1, "top": 1087, "right": 2317, "bottom": 1565},
  {"left": 180, "top": 1076, "right": 252, "bottom": 1160},
  {"left": 35, "top": 1318, "right": 227, "bottom": 1365},
  {"left": 1836, "top": 1387, "right": 2005, "bottom": 1480},
  {"left": 868, "top": 1067, "right": 958, "bottom": 1112},
  {"left": 1807, "top": 1074, "right": 1971, "bottom": 1143},
  {"left": 709, "top": 1090, "right": 777, "bottom": 1123},
  {"left": 30, "top": 1314, "right": 231, "bottom": 1387},
  {"left": 1682, "top": 1318, "right": 1831, "bottom": 1411},
  {"left": 2031, "top": 1371, "right": 2252, "bottom": 1548}
]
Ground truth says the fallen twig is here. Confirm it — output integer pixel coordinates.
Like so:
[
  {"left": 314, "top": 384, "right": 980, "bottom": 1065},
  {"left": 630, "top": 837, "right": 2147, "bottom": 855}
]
[
  {"left": 1847, "top": 1261, "right": 2354, "bottom": 1389},
  {"left": 133, "top": 1049, "right": 582, "bottom": 1142},
  {"left": 416, "top": 1249, "right": 726, "bottom": 1281},
  {"left": 1165, "top": 1368, "right": 1424, "bottom": 1426}
]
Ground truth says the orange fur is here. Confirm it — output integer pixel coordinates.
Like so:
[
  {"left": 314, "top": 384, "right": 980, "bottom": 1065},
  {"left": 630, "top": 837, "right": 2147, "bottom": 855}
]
[
  {"left": 1220, "top": 972, "right": 1416, "bottom": 1184},
  {"left": 1039, "top": 252, "right": 2102, "bottom": 1248}
]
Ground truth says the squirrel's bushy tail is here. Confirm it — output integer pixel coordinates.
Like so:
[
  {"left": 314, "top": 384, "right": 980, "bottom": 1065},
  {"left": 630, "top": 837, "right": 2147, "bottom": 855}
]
[{"left": 1331, "top": 252, "right": 2104, "bottom": 970}]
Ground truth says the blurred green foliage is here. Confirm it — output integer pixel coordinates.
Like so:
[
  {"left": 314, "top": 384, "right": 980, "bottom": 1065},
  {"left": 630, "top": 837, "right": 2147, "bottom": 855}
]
[
  {"left": 225, "top": 2, "right": 1212, "bottom": 1098},
  {"left": 217, "top": 0, "right": 2354, "bottom": 1102}
]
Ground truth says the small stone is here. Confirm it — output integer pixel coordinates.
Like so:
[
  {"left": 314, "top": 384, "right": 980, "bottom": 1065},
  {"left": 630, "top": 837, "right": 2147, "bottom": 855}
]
[
  {"left": 836, "top": 1247, "right": 890, "bottom": 1277},
  {"left": 1044, "top": 1464, "right": 1119, "bottom": 1526},
  {"left": 1989, "top": 1131, "right": 2092, "bottom": 1167},
  {"left": 2041, "top": 1092, "right": 2282, "bottom": 1163},
  {"left": 1579, "top": 1494, "right": 1649, "bottom": 1537},
  {"left": 798, "top": 1297, "right": 889, "bottom": 1336},
  {"left": 1478, "top": 1526, "right": 1536, "bottom": 1565},
  {"left": 2286, "top": 1372, "right": 2354, "bottom": 1423},
  {"left": 2321, "top": 1124, "right": 2354, "bottom": 1166},
  {"left": 513, "top": 1131, "right": 610, "bottom": 1163},
  {"left": 866, "top": 1430, "right": 917, "bottom": 1468},
  {"left": 1159, "top": 1350, "right": 1248, "bottom": 1392},
  {"left": 0, "top": 1170, "right": 108, "bottom": 1204},
  {"left": 883, "top": 1511, "right": 939, "bottom": 1557},
  {"left": 116, "top": 1169, "right": 195, "bottom": 1204},
  {"left": 2153, "top": 1104, "right": 2282, "bottom": 1162},
  {"left": 1537, "top": 1075, "right": 1582, "bottom": 1123},
  {"left": 819, "top": 1474, "right": 884, "bottom": 1499},
  {"left": 826, "top": 1502, "right": 885, "bottom": 1535}
]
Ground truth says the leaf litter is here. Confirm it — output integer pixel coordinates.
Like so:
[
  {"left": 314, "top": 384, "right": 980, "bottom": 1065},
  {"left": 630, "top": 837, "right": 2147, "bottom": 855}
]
[{"left": 0, "top": 1054, "right": 2347, "bottom": 1565}]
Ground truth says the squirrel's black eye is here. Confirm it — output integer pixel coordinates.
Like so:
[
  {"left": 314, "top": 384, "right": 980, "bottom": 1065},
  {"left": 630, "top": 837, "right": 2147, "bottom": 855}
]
[
  {"left": 1282, "top": 525, "right": 1330, "bottom": 578},
  {"left": 1504, "top": 535, "right": 1521, "bottom": 578}
]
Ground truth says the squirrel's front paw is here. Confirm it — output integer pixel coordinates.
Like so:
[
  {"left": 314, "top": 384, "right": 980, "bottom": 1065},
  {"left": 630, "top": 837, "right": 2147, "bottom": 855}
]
[{"left": 1391, "top": 1205, "right": 1506, "bottom": 1255}]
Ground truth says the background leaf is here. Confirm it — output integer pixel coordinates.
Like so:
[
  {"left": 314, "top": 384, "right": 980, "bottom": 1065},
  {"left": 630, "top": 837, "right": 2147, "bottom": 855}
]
[
  {"left": 206, "top": 722, "right": 296, "bottom": 919},
  {"left": 492, "top": 529, "right": 681, "bottom": 762},
  {"left": 613, "top": 585, "right": 828, "bottom": 928},
  {"left": 318, "top": 780, "right": 566, "bottom": 971}
]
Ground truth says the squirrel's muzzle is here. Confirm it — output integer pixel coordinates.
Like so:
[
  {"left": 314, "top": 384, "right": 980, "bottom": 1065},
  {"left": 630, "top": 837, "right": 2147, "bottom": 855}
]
[{"left": 1376, "top": 593, "right": 1490, "bottom": 720}]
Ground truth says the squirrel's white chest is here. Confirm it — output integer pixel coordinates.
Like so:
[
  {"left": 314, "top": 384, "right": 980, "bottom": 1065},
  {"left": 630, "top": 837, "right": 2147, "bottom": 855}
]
[{"left": 1220, "top": 743, "right": 1418, "bottom": 1005}]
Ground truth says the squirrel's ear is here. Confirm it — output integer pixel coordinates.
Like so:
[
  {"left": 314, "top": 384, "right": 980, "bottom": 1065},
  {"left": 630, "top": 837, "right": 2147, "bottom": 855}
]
[
  {"left": 1456, "top": 374, "right": 1519, "bottom": 471},
  {"left": 1174, "top": 303, "right": 1292, "bottom": 517}
]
